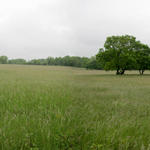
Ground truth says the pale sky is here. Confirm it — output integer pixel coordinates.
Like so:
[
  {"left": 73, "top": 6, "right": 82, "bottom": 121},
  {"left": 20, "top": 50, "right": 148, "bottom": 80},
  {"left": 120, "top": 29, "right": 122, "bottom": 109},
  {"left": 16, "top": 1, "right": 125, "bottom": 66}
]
[{"left": 0, "top": 0, "right": 150, "bottom": 59}]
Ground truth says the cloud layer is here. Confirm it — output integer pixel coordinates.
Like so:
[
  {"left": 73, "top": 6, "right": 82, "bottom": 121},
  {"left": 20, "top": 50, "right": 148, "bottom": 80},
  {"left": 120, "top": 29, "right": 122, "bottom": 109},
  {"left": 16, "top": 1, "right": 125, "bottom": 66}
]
[{"left": 0, "top": 0, "right": 150, "bottom": 59}]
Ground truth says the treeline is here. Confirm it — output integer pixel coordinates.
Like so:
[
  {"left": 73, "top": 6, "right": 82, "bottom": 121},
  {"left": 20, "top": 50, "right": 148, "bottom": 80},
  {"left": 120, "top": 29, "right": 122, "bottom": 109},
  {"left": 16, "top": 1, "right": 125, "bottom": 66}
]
[
  {"left": 1, "top": 34, "right": 150, "bottom": 75},
  {"left": 0, "top": 55, "right": 102, "bottom": 70}
]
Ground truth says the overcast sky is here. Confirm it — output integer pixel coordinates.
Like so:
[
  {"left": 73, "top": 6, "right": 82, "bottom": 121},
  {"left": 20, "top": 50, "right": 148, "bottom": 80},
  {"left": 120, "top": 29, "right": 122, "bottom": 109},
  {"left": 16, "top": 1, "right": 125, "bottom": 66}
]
[{"left": 0, "top": 0, "right": 150, "bottom": 59}]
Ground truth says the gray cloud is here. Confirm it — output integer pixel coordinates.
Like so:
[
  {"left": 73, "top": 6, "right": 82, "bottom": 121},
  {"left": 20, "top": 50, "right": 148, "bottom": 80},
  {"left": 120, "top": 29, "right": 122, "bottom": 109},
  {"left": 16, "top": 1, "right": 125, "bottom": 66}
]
[{"left": 0, "top": 0, "right": 150, "bottom": 59}]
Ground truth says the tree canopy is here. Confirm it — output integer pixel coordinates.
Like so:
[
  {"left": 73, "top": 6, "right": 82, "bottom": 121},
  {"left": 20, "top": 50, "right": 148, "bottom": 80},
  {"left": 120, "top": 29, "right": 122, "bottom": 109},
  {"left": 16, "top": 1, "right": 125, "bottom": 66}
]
[{"left": 96, "top": 35, "right": 150, "bottom": 75}]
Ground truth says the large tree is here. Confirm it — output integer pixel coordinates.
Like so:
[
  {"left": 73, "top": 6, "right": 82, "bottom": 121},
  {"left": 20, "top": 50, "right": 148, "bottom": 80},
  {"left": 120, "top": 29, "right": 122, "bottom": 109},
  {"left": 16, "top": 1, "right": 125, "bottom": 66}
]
[
  {"left": 0, "top": 56, "right": 8, "bottom": 64},
  {"left": 134, "top": 41, "right": 150, "bottom": 75},
  {"left": 96, "top": 35, "right": 137, "bottom": 75}
]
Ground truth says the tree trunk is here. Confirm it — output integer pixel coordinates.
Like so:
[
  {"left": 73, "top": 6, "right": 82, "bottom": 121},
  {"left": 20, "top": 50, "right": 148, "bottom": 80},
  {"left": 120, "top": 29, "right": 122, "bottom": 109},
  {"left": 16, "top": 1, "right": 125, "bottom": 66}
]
[
  {"left": 116, "top": 69, "right": 120, "bottom": 75},
  {"left": 120, "top": 69, "right": 125, "bottom": 75},
  {"left": 116, "top": 69, "right": 125, "bottom": 75},
  {"left": 139, "top": 70, "right": 144, "bottom": 75}
]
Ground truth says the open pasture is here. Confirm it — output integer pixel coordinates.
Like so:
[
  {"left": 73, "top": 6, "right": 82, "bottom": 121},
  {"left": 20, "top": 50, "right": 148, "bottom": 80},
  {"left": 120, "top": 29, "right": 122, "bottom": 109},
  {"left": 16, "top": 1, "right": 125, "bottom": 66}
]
[{"left": 0, "top": 65, "right": 150, "bottom": 149}]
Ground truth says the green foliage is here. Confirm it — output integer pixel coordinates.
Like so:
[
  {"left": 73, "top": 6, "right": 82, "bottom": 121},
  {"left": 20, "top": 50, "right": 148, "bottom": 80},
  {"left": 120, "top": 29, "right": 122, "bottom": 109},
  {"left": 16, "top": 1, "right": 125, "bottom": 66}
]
[
  {"left": 28, "top": 59, "right": 48, "bottom": 65},
  {"left": 6, "top": 56, "right": 100, "bottom": 69},
  {"left": 47, "top": 57, "right": 55, "bottom": 65},
  {"left": 8, "top": 59, "right": 26, "bottom": 64},
  {"left": 0, "top": 56, "right": 8, "bottom": 64},
  {"left": 134, "top": 42, "right": 150, "bottom": 74},
  {"left": 86, "top": 56, "right": 102, "bottom": 70},
  {"left": 96, "top": 35, "right": 150, "bottom": 75},
  {"left": 26, "top": 56, "right": 99, "bottom": 69}
]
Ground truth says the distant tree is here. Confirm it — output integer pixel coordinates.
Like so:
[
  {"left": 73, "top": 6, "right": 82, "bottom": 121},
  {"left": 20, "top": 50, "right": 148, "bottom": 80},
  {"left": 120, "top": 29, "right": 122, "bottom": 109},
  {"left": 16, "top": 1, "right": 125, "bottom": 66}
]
[
  {"left": 86, "top": 56, "right": 102, "bottom": 70},
  {"left": 28, "top": 59, "right": 47, "bottom": 65},
  {"left": 96, "top": 35, "right": 137, "bottom": 75},
  {"left": 54, "top": 57, "right": 63, "bottom": 65},
  {"left": 62, "top": 56, "right": 71, "bottom": 66},
  {"left": 70, "top": 56, "right": 83, "bottom": 67},
  {"left": 81, "top": 57, "right": 89, "bottom": 68},
  {"left": 0, "top": 56, "right": 8, "bottom": 64},
  {"left": 26, "top": 56, "right": 90, "bottom": 68},
  {"left": 8, "top": 59, "right": 26, "bottom": 64},
  {"left": 47, "top": 57, "right": 55, "bottom": 65},
  {"left": 28, "top": 59, "right": 40, "bottom": 65}
]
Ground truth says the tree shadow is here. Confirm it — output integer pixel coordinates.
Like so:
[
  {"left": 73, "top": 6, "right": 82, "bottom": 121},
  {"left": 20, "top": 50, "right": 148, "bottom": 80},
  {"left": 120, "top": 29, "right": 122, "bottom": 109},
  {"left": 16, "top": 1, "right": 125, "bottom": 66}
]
[{"left": 80, "top": 73, "right": 150, "bottom": 78}]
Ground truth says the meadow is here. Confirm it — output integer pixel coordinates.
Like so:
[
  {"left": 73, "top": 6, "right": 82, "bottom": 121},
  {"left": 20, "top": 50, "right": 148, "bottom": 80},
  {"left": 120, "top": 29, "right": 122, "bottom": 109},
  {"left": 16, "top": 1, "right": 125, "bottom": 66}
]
[{"left": 0, "top": 65, "right": 150, "bottom": 149}]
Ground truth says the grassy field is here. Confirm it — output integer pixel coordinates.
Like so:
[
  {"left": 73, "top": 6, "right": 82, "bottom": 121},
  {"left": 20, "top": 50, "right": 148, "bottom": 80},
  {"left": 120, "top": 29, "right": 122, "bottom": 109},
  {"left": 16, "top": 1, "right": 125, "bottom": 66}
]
[{"left": 0, "top": 65, "right": 150, "bottom": 149}]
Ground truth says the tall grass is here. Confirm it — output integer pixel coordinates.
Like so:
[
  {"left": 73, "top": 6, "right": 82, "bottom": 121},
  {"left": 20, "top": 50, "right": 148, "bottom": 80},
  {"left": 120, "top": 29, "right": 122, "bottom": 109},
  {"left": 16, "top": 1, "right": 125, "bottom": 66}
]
[{"left": 0, "top": 65, "right": 150, "bottom": 149}]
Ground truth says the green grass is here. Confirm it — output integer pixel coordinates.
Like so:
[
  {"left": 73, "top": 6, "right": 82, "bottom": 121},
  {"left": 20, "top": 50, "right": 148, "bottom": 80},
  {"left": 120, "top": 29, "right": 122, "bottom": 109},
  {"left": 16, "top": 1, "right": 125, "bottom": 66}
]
[{"left": 0, "top": 65, "right": 150, "bottom": 149}]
